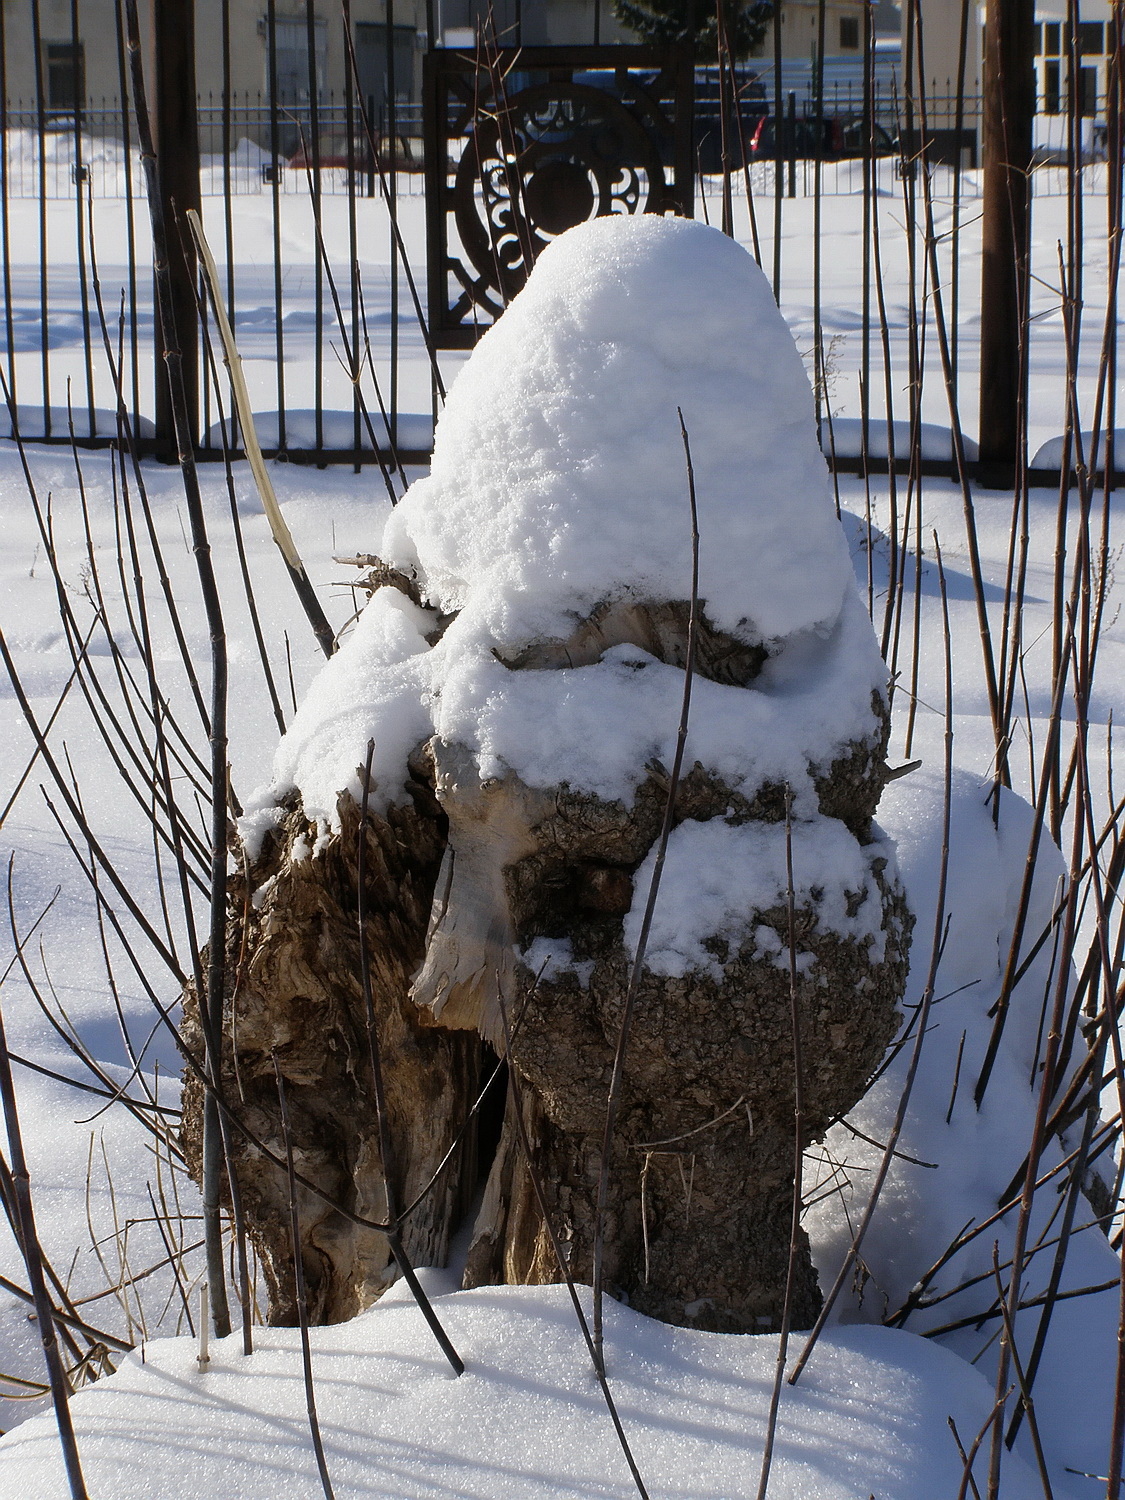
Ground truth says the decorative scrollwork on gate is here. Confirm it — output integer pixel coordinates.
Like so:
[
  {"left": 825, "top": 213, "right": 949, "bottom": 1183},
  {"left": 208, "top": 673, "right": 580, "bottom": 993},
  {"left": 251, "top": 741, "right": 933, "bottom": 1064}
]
[{"left": 424, "top": 47, "right": 694, "bottom": 346}]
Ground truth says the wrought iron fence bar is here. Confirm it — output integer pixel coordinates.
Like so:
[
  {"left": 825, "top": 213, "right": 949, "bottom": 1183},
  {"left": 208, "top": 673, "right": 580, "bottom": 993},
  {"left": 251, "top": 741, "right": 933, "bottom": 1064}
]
[
  {"left": 113, "top": 0, "right": 142, "bottom": 431},
  {"left": 343, "top": 5, "right": 362, "bottom": 470},
  {"left": 70, "top": 0, "right": 96, "bottom": 434},
  {"left": 0, "top": 2, "right": 15, "bottom": 408},
  {"left": 811, "top": 0, "right": 826, "bottom": 436},
  {"left": 265, "top": 0, "right": 285, "bottom": 453},
  {"left": 860, "top": 15, "right": 873, "bottom": 465},
  {"left": 30, "top": 0, "right": 51, "bottom": 434},
  {"left": 771, "top": 0, "right": 782, "bottom": 297},
  {"left": 221, "top": 14, "right": 235, "bottom": 332},
  {"left": 304, "top": 0, "right": 324, "bottom": 458},
  {"left": 13, "top": 425, "right": 1117, "bottom": 496},
  {"left": 388, "top": 0, "right": 399, "bottom": 452}
]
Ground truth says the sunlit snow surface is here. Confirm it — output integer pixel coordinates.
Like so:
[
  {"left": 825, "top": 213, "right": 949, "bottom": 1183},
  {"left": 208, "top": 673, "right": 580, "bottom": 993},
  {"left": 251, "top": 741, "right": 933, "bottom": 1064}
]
[
  {"left": 807, "top": 762, "right": 1121, "bottom": 1490},
  {"left": 0, "top": 1281, "right": 1052, "bottom": 1500}
]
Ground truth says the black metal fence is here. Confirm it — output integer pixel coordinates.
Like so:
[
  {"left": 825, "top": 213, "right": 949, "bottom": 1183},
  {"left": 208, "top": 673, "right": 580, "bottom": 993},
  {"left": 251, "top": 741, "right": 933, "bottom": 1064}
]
[
  {"left": 0, "top": 0, "right": 1120, "bottom": 468},
  {"left": 0, "top": 99, "right": 427, "bottom": 200}
]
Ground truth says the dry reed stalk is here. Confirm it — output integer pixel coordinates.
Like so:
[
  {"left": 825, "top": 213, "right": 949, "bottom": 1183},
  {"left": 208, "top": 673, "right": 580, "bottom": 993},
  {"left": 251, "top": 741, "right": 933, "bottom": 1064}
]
[
  {"left": 0, "top": 985, "right": 88, "bottom": 1497},
  {"left": 273, "top": 1055, "right": 338, "bottom": 1500}
]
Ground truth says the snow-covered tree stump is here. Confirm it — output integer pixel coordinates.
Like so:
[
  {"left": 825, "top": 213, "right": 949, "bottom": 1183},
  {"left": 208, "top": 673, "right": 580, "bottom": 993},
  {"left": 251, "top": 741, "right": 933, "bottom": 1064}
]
[
  {"left": 183, "top": 214, "right": 911, "bottom": 1333},
  {"left": 180, "top": 778, "right": 484, "bottom": 1323}
]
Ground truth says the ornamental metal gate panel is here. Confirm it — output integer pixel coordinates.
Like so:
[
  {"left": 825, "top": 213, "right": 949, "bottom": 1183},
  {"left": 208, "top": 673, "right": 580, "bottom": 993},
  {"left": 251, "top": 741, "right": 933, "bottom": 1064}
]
[{"left": 423, "top": 45, "right": 695, "bottom": 348}]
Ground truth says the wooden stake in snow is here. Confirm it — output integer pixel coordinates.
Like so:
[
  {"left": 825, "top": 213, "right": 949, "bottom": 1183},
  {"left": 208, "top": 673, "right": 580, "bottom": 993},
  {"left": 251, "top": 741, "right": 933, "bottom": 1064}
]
[
  {"left": 197, "top": 1283, "right": 210, "bottom": 1371},
  {"left": 186, "top": 209, "right": 335, "bottom": 659}
]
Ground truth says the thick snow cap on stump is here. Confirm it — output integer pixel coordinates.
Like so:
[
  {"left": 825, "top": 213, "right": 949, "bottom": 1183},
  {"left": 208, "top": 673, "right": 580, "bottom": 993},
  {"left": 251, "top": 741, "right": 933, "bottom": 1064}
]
[
  {"left": 383, "top": 213, "right": 851, "bottom": 647},
  {"left": 258, "top": 212, "right": 889, "bottom": 830}
]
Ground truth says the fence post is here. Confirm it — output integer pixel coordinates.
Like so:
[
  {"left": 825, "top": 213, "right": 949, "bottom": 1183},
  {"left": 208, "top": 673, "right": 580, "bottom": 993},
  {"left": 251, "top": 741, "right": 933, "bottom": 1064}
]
[
  {"left": 150, "top": 0, "right": 201, "bottom": 459},
  {"left": 787, "top": 90, "right": 797, "bottom": 198},
  {"left": 978, "top": 0, "right": 1035, "bottom": 483}
]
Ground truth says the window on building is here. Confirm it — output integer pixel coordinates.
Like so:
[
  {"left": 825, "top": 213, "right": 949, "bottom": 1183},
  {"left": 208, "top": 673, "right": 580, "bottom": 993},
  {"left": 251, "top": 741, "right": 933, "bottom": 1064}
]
[
  {"left": 1062, "top": 21, "right": 1105, "bottom": 54},
  {"left": 265, "top": 17, "right": 327, "bottom": 107},
  {"left": 1043, "top": 59, "right": 1061, "bottom": 113},
  {"left": 1044, "top": 21, "right": 1061, "bottom": 55},
  {"left": 43, "top": 41, "right": 85, "bottom": 112},
  {"left": 839, "top": 14, "right": 859, "bottom": 49},
  {"left": 1034, "top": 23, "right": 1043, "bottom": 55},
  {"left": 355, "top": 23, "right": 417, "bottom": 113},
  {"left": 1078, "top": 64, "right": 1098, "bottom": 114}
]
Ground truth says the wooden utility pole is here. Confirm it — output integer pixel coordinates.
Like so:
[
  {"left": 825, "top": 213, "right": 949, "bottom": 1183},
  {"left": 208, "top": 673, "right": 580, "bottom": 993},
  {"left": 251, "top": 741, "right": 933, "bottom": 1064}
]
[
  {"left": 978, "top": 0, "right": 1036, "bottom": 483},
  {"left": 150, "top": 0, "right": 201, "bottom": 459}
]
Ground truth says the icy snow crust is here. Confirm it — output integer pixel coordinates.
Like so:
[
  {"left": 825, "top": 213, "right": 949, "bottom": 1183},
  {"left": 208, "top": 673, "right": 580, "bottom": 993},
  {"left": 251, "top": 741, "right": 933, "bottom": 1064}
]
[
  {"left": 254, "top": 218, "right": 887, "bottom": 888},
  {"left": 0, "top": 1282, "right": 1053, "bottom": 1500}
]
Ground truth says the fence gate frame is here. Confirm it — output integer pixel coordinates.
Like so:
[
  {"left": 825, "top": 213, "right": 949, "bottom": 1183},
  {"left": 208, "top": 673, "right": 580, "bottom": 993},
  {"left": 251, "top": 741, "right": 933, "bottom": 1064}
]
[{"left": 423, "top": 44, "right": 695, "bottom": 349}]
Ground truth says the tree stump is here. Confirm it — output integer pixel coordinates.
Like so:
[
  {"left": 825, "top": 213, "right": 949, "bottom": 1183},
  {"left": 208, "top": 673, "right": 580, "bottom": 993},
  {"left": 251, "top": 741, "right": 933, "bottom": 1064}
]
[
  {"left": 182, "top": 214, "right": 912, "bottom": 1333},
  {"left": 181, "top": 772, "right": 484, "bottom": 1323}
]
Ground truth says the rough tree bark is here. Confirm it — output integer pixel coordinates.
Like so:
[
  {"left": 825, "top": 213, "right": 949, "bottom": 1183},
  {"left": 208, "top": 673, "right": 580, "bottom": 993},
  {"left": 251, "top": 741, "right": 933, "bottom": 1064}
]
[
  {"left": 182, "top": 573, "right": 911, "bottom": 1334},
  {"left": 181, "top": 764, "right": 481, "bottom": 1324}
]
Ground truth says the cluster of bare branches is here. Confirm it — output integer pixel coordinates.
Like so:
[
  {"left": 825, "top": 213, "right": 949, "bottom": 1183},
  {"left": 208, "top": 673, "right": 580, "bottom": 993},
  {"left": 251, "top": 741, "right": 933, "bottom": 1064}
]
[{"left": 0, "top": 2, "right": 1122, "bottom": 1499}]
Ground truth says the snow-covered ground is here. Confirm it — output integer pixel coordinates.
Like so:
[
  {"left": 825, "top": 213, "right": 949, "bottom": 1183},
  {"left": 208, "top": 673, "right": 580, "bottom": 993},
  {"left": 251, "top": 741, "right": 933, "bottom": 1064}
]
[
  {"left": 0, "top": 1283, "right": 1062, "bottom": 1499},
  {"left": 0, "top": 170, "right": 1120, "bottom": 1498}
]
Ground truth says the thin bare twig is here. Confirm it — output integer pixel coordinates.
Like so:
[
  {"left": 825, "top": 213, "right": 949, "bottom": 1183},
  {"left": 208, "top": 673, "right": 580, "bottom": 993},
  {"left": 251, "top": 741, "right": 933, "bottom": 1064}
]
[
  {"left": 273, "top": 1054, "right": 337, "bottom": 1500},
  {"left": 592, "top": 407, "right": 700, "bottom": 1373}
]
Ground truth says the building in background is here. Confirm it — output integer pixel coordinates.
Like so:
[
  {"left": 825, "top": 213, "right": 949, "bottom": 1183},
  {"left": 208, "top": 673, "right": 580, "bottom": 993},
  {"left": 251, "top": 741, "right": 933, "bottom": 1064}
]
[
  {"left": 1, "top": 0, "right": 1114, "bottom": 157},
  {"left": 913, "top": 0, "right": 1116, "bottom": 156},
  {"left": 1033, "top": 0, "right": 1116, "bottom": 154},
  {"left": 2, "top": 0, "right": 893, "bottom": 117},
  {"left": 0, "top": 1, "right": 432, "bottom": 121}
]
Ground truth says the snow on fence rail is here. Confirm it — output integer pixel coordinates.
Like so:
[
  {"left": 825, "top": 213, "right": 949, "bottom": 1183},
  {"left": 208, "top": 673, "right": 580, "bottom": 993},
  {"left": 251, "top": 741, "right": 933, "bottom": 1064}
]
[
  {"left": 0, "top": 106, "right": 427, "bottom": 200},
  {"left": 0, "top": 84, "right": 1101, "bottom": 203}
]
